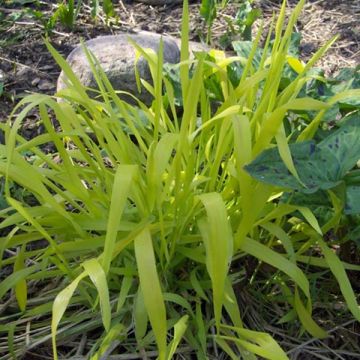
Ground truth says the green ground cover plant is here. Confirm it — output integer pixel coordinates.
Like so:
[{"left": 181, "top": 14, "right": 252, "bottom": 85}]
[
  {"left": 0, "top": 0, "right": 359, "bottom": 358},
  {"left": 0, "top": 0, "right": 115, "bottom": 35},
  {"left": 200, "top": 0, "right": 261, "bottom": 45}
]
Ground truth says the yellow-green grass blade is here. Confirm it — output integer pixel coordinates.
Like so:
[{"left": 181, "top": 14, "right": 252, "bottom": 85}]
[
  {"left": 82, "top": 258, "right": 111, "bottom": 332},
  {"left": 297, "top": 207, "right": 322, "bottom": 235},
  {"left": 2, "top": 151, "right": 86, "bottom": 237},
  {"left": 253, "top": 98, "right": 329, "bottom": 156},
  {"left": 219, "top": 325, "right": 288, "bottom": 360},
  {"left": 223, "top": 277, "right": 243, "bottom": 328},
  {"left": 317, "top": 236, "right": 360, "bottom": 321},
  {"left": 0, "top": 265, "right": 39, "bottom": 300},
  {"left": 146, "top": 133, "right": 178, "bottom": 210},
  {"left": 163, "top": 293, "right": 194, "bottom": 316},
  {"left": 232, "top": 114, "right": 253, "bottom": 225},
  {"left": 166, "top": 315, "right": 189, "bottom": 360},
  {"left": 14, "top": 244, "right": 27, "bottom": 312},
  {"left": 52, "top": 271, "right": 88, "bottom": 360},
  {"left": 190, "top": 268, "right": 208, "bottom": 301},
  {"left": 134, "top": 226, "right": 167, "bottom": 359},
  {"left": 102, "top": 165, "right": 137, "bottom": 275},
  {"left": 91, "top": 323, "right": 125, "bottom": 360},
  {"left": 198, "top": 193, "right": 233, "bottom": 331},
  {"left": 296, "top": 255, "right": 360, "bottom": 271},
  {"left": 294, "top": 288, "right": 327, "bottom": 339},
  {"left": 261, "top": 222, "right": 295, "bottom": 261},
  {"left": 116, "top": 275, "right": 133, "bottom": 313},
  {"left": 275, "top": 125, "right": 301, "bottom": 182},
  {"left": 235, "top": 183, "right": 272, "bottom": 249},
  {"left": 134, "top": 288, "right": 148, "bottom": 343},
  {"left": 6, "top": 197, "right": 69, "bottom": 270},
  {"left": 38, "top": 103, "right": 89, "bottom": 201},
  {"left": 190, "top": 105, "right": 241, "bottom": 141},
  {"left": 216, "top": 337, "right": 244, "bottom": 360},
  {"left": 240, "top": 237, "right": 310, "bottom": 299},
  {"left": 195, "top": 301, "right": 207, "bottom": 354},
  {"left": 45, "top": 40, "right": 90, "bottom": 100},
  {"left": 299, "top": 89, "right": 360, "bottom": 141}
]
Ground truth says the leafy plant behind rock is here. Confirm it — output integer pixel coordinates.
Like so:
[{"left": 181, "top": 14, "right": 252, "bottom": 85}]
[{"left": 0, "top": 0, "right": 359, "bottom": 359}]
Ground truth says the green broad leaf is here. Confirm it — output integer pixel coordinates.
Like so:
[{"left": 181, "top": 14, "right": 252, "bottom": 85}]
[
  {"left": 324, "top": 66, "right": 360, "bottom": 108},
  {"left": 198, "top": 193, "right": 233, "bottom": 330},
  {"left": 246, "top": 116, "right": 360, "bottom": 193},
  {"left": 134, "top": 227, "right": 167, "bottom": 360},
  {"left": 82, "top": 258, "right": 111, "bottom": 333},
  {"left": 345, "top": 186, "right": 360, "bottom": 215},
  {"left": 245, "top": 141, "right": 337, "bottom": 193},
  {"left": 232, "top": 41, "right": 264, "bottom": 70},
  {"left": 348, "top": 224, "right": 360, "bottom": 249},
  {"left": 318, "top": 117, "right": 360, "bottom": 178}
]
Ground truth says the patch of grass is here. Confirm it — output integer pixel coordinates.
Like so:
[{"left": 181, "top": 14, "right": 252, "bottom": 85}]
[{"left": 0, "top": 0, "right": 359, "bottom": 359}]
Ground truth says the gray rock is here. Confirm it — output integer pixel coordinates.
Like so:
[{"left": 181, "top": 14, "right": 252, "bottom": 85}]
[{"left": 57, "top": 32, "right": 181, "bottom": 104}]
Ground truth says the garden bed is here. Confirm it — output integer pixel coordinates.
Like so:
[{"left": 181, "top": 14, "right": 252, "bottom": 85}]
[{"left": 0, "top": 1, "right": 359, "bottom": 359}]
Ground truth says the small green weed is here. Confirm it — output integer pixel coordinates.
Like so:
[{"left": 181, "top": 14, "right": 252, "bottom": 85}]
[{"left": 200, "top": 0, "right": 261, "bottom": 45}]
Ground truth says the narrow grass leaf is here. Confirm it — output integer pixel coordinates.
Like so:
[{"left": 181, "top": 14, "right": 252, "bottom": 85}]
[
  {"left": 91, "top": 323, "right": 125, "bottom": 360},
  {"left": 240, "top": 237, "right": 309, "bottom": 298},
  {"left": 317, "top": 236, "right": 360, "bottom": 321},
  {"left": 220, "top": 326, "right": 288, "bottom": 360},
  {"left": 116, "top": 275, "right": 133, "bottom": 313},
  {"left": 14, "top": 244, "right": 27, "bottom": 312},
  {"left": 134, "top": 227, "right": 167, "bottom": 360},
  {"left": 223, "top": 278, "right": 243, "bottom": 328},
  {"left": 0, "top": 265, "right": 38, "bottom": 299},
  {"left": 294, "top": 288, "right": 327, "bottom": 339},
  {"left": 298, "top": 207, "right": 322, "bottom": 235},
  {"left": 52, "top": 272, "right": 88, "bottom": 360},
  {"left": 198, "top": 193, "right": 233, "bottom": 330},
  {"left": 102, "top": 165, "right": 137, "bottom": 274},
  {"left": 166, "top": 315, "right": 189, "bottom": 360},
  {"left": 134, "top": 288, "right": 148, "bottom": 343},
  {"left": 82, "top": 258, "right": 111, "bottom": 332}
]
